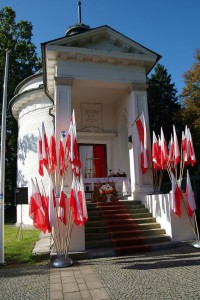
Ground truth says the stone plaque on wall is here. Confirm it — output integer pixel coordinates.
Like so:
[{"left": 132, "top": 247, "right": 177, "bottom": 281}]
[{"left": 81, "top": 103, "right": 103, "bottom": 132}]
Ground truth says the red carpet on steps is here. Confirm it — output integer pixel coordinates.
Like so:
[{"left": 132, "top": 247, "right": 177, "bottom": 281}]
[{"left": 96, "top": 201, "right": 150, "bottom": 256}]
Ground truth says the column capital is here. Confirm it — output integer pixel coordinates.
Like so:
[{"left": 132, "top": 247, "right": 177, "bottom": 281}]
[
  {"left": 54, "top": 76, "right": 74, "bottom": 86},
  {"left": 128, "top": 82, "right": 148, "bottom": 93}
]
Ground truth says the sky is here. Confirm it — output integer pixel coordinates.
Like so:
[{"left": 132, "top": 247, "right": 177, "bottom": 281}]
[{"left": 1, "top": 0, "right": 199, "bottom": 95}]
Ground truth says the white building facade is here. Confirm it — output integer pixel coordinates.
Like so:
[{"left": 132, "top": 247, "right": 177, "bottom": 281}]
[{"left": 11, "top": 24, "right": 166, "bottom": 249}]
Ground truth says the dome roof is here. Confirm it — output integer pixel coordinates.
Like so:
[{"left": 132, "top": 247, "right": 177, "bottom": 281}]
[{"left": 65, "top": 23, "right": 90, "bottom": 36}]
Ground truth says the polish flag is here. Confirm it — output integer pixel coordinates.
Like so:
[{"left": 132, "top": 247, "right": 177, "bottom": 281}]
[
  {"left": 37, "top": 129, "right": 44, "bottom": 176},
  {"left": 160, "top": 128, "right": 168, "bottom": 170},
  {"left": 187, "top": 128, "right": 196, "bottom": 166},
  {"left": 58, "top": 179, "right": 67, "bottom": 225},
  {"left": 168, "top": 134, "right": 174, "bottom": 168},
  {"left": 41, "top": 122, "right": 49, "bottom": 171},
  {"left": 135, "top": 111, "right": 149, "bottom": 174},
  {"left": 41, "top": 193, "right": 51, "bottom": 233},
  {"left": 69, "top": 175, "right": 83, "bottom": 226},
  {"left": 181, "top": 130, "right": 187, "bottom": 166},
  {"left": 173, "top": 125, "right": 180, "bottom": 165},
  {"left": 152, "top": 131, "right": 160, "bottom": 170},
  {"left": 171, "top": 172, "right": 183, "bottom": 217},
  {"left": 59, "top": 131, "right": 66, "bottom": 177},
  {"left": 48, "top": 177, "right": 57, "bottom": 228},
  {"left": 66, "top": 110, "right": 82, "bottom": 176},
  {"left": 49, "top": 124, "right": 57, "bottom": 173},
  {"left": 186, "top": 170, "right": 196, "bottom": 217},
  {"left": 77, "top": 175, "right": 88, "bottom": 225},
  {"left": 29, "top": 179, "right": 47, "bottom": 233}
]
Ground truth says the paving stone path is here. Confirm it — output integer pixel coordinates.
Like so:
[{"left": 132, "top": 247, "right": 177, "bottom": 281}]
[{"left": 1, "top": 244, "right": 200, "bottom": 300}]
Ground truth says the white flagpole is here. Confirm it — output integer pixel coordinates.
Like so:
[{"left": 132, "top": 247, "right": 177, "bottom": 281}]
[{"left": 0, "top": 49, "right": 10, "bottom": 264}]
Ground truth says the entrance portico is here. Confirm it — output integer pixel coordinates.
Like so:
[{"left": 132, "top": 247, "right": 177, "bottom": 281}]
[
  {"left": 42, "top": 25, "right": 160, "bottom": 201},
  {"left": 11, "top": 24, "right": 161, "bottom": 251}
]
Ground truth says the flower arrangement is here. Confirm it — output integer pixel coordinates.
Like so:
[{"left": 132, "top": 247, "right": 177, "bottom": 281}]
[{"left": 98, "top": 183, "right": 118, "bottom": 201}]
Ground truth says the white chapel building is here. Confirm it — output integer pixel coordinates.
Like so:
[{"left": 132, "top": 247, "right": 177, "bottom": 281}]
[{"left": 11, "top": 21, "right": 194, "bottom": 250}]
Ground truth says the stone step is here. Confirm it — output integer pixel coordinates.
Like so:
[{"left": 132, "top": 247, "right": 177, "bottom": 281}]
[
  {"left": 86, "top": 239, "right": 113, "bottom": 249},
  {"left": 88, "top": 212, "right": 152, "bottom": 221},
  {"left": 85, "top": 234, "right": 171, "bottom": 250},
  {"left": 85, "top": 228, "right": 166, "bottom": 240}
]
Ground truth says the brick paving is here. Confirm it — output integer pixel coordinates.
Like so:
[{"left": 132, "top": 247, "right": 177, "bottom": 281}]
[{"left": 1, "top": 244, "right": 200, "bottom": 299}]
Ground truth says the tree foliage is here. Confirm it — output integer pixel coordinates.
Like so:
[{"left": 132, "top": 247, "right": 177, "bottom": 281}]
[
  {"left": 0, "top": 7, "right": 41, "bottom": 203},
  {"left": 180, "top": 49, "right": 200, "bottom": 174},
  {"left": 147, "top": 64, "right": 181, "bottom": 141}
]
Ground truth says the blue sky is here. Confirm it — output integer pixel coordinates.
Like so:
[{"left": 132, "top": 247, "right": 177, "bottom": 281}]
[{"left": 1, "top": 0, "right": 199, "bottom": 95}]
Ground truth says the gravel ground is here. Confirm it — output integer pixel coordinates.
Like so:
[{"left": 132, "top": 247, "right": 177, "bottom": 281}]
[
  {"left": 87, "top": 245, "right": 200, "bottom": 300},
  {"left": 0, "top": 261, "right": 49, "bottom": 300}
]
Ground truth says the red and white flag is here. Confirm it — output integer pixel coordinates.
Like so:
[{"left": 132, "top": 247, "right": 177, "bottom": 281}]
[
  {"left": 37, "top": 129, "right": 44, "bottom": 176},
  {"left": 48, "top": 177, "right": 57, "bottom": 228},
  {"left": 29, "top": 179, "right": 47, "bottom": 233},
  {"left": 59, "top": 131, "right": 67, "bottom": 177},
  {"left": 168, "top": 134, "right": 174, "bottom": 167},
  {"left": 135, "top": 111, "right": 149, "bottom": 174},
  {"left": 66, "top": 110, "right": 82, "bottom": 176},
  {"left": 171, "top": 172, "right": 182, "bottom": 217},
  {"left": 41, "top": 122, "right": 49, "bottom": 171},
  {"left": 186, "top": 170, "right": 196, "bottom": 217},
  {"left": 77, "top": 175, "right": 88, "bottom": 225},
  {"left": 187, "top": 128, "right": 196, "bottom": 166},
  {"left": 160, "top": 127, "right": 168, "bottom": 170},
  {"left": 152, "top": 131, "right": 160, "bottom": 170},
  {"left": 69, "top": 175, "right": 83, "bottom": 226},
  {"left": 49, "top": 124, "right": 57, "bottom": 173},
  {"left": 58, "top": 179, "right": 67, "bottom": 225},
  {"left": 181, "top": 130, "right": 187, "bottom": 166},
  {"left": 173, "top": 125, "right": 180, "bottom": 165}
]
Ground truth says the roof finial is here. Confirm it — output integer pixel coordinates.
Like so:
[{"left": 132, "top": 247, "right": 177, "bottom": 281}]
[{"left": 78, "top": 1, "right": 82, "bottom": 24}]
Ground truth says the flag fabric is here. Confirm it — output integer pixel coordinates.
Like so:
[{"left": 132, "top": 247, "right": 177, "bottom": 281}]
[
  {"left": 29, "top": 179, "right": 47, "bottom": 233},
  {"left": 135, "top": 111, "right": 149, "bottom": 174},
  {"left": 187, "top": 128, "right": 196, "bottom": 166},
  {"left": 41, "top": 193, "right": 51, "bottom": 233},
  {"left": 186, "top": 170, "right": 196, "bottom": 217},
  {"left": 58, "top": 179, "right": 67, "bottom": 225},
  {"left": 37, "top": 129, "right": 44, "bottom": 176},
  {"left": 152, "top": 131, "right": 160, "bottom": 170},
  {"left": 160, "top": 128, "right": 168, "bottom": 170},
  {"left": 173, "top": 125, "right": 180, "bottom": 165},
  {"left": 66, "top": 110, "right": 82, "bottom": 176},
  {"left": 41, "top": 122, "right": 49, "bottom": 171},
  {"left": 181, "top": 130, "right": 187, "bottom": 166},
  {"left": 168, "top": 134, "right": 174, "bottom": 168},
  {"left": 49, "top": 124, "right": 57, "bottom": 173},
  {"left": 69, "top": 175, "right": 83, "bottom": 226},
  {"left": 48, "top": 176, "right": 57, "bottom": 228},
  {"left": 171, "top": 172, "right": 183, "bottom": 217},
  {"left": 59, "top": 132, "right": 67, "bottom": 177},
  {"left": 77, "top": 174, "right": 88, "bottom": 225}
]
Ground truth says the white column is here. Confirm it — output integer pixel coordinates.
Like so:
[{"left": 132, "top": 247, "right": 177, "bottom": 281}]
[
  {"left": 54, "top": 76, "right": 85, "bottom": 252},
  {"left": 55, "top": 77, "right": 73, "bottom": 195},
  {"left": 128, "top": 82, "right": 153, "bottom": 203}
]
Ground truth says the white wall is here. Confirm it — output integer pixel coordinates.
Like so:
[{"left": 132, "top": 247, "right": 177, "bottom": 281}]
[
  {"left": 145, "top": 193, "right": 196, "bottom": 241},
  {"left": 17, "top": 95, "right": 53, "bottom": 225}
]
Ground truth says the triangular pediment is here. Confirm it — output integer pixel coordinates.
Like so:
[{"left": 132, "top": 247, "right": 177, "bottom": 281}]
[{"left": 45, "top": 25, "right": 160, "bottom": 59}]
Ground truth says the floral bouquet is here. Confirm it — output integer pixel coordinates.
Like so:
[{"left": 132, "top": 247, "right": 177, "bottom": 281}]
[{"left": 98, "top": 183, "right": 117, "bottom": 201}]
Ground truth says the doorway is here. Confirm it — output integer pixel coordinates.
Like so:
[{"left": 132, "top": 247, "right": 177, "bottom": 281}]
[{"left": 79, "top": 144, "right": 107, "bottom": 178}]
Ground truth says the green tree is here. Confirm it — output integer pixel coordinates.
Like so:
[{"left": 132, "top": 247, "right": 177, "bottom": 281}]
[
  {"left": 181, "top": 49, "right": 200, "bottom": 174},
  {"left": 0, "top": 7, "right": 41, "bottom": 205},
  {"left": 147, "top": 64, "right": 181, "bottom": 141}
]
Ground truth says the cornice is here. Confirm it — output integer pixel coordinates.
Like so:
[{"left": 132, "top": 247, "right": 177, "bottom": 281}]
[{"left": 54, "top": 76, "right": 74, "bottom": 86}]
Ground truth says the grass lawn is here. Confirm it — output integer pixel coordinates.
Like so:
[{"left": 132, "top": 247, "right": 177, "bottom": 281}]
[{"left": 4, "top": 224, "right": 46, "bottom": 265}]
